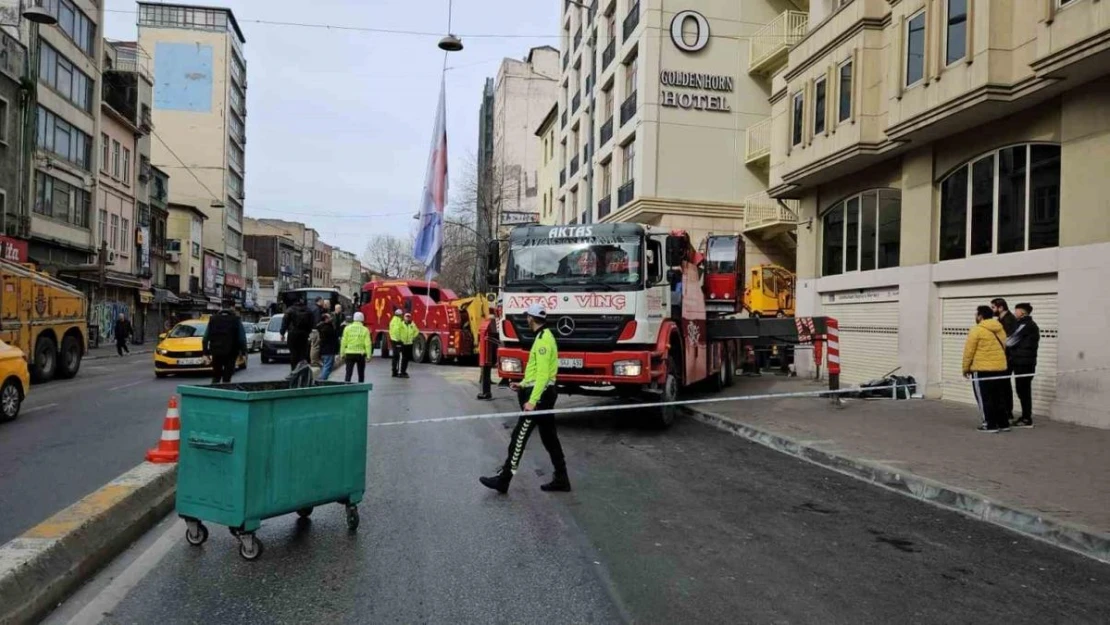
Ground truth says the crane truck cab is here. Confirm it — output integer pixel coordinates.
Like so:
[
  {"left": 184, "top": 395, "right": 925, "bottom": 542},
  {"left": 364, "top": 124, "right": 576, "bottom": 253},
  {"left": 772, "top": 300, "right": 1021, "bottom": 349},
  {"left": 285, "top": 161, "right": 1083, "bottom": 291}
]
[{"left": 490, "top": 223, "right": 742, "bottom": 427}]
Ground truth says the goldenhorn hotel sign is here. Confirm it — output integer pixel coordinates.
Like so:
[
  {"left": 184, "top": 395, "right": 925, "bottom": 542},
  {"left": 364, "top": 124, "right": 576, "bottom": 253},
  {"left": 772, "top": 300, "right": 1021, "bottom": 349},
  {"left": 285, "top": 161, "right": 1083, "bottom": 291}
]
[{"left": 660, "top": 10, "right": 733, "bottom": 113}]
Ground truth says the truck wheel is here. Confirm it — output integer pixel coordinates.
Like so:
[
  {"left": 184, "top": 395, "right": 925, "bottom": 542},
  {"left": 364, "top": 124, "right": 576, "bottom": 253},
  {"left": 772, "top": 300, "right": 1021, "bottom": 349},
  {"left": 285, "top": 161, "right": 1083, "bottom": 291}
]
[
  {"left": 56, "top": 335, "right": 83, "bottom": 379},
  {"left": 652, "top": 356, "right": 680, "bottom": 428},
  {"left": 724, "top": 350, "right": 736, "bottom": 388},
  {"left": 31, "top": 336, "right": 57, "bottom": 383},
  {"left": 412, "top": 335, "right": 429, "bottom": 363},
  {"left": 428, "top": 336, "right": 444, "bottom": 365}
]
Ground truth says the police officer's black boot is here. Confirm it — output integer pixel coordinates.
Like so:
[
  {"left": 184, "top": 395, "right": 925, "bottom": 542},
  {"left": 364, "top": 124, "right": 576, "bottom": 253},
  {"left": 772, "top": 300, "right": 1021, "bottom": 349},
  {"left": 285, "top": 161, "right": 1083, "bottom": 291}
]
[
  {"left": 540, "top": 470, "right": 571, "bottom": 492},
  {"left": 479, "top": 467, "right": 512, "bottom": 494}
]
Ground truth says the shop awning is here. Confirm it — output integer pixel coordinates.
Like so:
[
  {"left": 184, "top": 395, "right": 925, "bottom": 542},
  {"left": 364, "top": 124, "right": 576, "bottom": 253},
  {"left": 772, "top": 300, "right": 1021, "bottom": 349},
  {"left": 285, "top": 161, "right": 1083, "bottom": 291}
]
[{"left": 153, "top": 288, "right": 181, "bottom": 304}]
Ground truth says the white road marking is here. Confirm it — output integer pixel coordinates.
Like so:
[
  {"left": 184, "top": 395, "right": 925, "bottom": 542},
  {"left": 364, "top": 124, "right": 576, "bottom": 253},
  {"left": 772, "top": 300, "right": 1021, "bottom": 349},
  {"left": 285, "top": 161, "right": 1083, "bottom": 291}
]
[
  {"left": 107, "top": 381, "right": 145, "bottom": 391},
  {"left": 61, "top": 519, "right": 184, "bottom": 625},
  {"left": 20, "top": 403, "right": 58, "bottom": 415}
]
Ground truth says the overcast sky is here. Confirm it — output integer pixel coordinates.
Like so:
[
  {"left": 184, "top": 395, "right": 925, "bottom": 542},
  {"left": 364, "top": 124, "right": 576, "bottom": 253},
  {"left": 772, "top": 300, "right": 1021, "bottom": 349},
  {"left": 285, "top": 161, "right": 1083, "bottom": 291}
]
[{"left": 104, "top": 0, "right": 558, "bottom": 257}]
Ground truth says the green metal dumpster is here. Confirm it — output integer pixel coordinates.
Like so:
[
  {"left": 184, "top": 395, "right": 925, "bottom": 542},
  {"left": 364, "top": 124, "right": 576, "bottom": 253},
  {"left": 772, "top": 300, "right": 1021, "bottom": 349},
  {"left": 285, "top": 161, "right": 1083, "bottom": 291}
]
[{"left": 175, "top": 380, "right": 372, "bottom": 560}]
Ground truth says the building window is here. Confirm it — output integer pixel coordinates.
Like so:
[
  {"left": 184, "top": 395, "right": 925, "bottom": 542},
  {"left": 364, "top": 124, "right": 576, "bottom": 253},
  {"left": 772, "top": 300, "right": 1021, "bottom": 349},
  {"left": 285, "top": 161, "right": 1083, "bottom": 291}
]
[
  {"left": 98, "top": 209, "right": 107, "bottom": 245},
  {"left": 622, "top": 140, "right": 635, "bottom": 183},
  {"left": 905, "top": 10, "right": 926, "bottom": 87},
  {"left": 0, "top": 97, "right": 8, "bottom": 144},
  {"left": 624, "top": 54, "right": 637, "bottom": 97},
  {"left": 36, "top": 106, "right": 92, "bottom": 170},
  {"left": 100, "top": 133, "right": 109, "bottom": 171},
  {"left": 939, "top": 144, "right": 1060, "bottom": 261},
  {"left": 110, "top": 214, "right": 120, "bottom": 250},
  {"left": 822, "top": 189, "right": 902, "bottom": 276},
  {"left": 813, "top": 77, "right": 827, "bottom": 136},
  {"left": 838, "top": 60, "right": 853, "bottom": 123},
  {"left": 122, "top": 147, "right": 131, "bottom": 185},
  {"left": 601, "top": 161, "right": 611, "bottom": 197},
  {"left": 945, "top": 0, "right": 968, "bottom": 66},
  {"left": 122, "top": 218, "right": 130, "bottom": 253},
  {"left": 45, "top": 0, "right": 96, "bottom": 57},
  {"left": 791, "top": 92, "right": 804, "bottom": 146},
  {"left": 112, "top": 140, "right": 120, "bottom": 177},
  {"left": 38, "top": 42, "right": 93, "bottom": 112}
]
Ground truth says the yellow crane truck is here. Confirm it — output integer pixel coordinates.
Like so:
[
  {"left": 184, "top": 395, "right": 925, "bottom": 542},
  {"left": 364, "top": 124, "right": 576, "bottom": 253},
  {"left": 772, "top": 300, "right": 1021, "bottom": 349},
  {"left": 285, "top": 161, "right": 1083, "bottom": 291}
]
[{"left": 0, "top": 258, "right": 88, "bottom": 382}]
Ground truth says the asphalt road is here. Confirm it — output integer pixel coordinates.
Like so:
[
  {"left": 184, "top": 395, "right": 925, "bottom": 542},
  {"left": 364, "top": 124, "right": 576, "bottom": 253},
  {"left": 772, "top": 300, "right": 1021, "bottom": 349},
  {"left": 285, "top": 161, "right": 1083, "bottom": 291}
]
[
  {"left": 44, "top": 360, "right": 1110, "bottom": 624},
  {"left": 0, "top": 351, "right": 288, "bottom": 544}
]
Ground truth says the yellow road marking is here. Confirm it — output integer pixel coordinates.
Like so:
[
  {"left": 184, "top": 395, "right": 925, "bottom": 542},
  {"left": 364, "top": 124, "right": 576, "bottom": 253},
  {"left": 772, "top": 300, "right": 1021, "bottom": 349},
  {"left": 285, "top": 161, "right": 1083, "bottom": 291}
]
[{"left": 23, "top": 484, "right": 135, "bottom": 539}]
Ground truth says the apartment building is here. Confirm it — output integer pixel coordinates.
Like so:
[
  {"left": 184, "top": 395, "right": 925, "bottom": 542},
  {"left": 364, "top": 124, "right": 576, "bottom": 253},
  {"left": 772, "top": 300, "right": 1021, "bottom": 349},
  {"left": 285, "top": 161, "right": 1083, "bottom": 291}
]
[
  {"left": 137, "top": 2, "right": 247, "bottom": 299},
  {"left": 313, "top": 238, "right": 332, "bottom": 290},
  {"left": 0, "top": 30, "right": 24, "bottom": 245},
  {"left": 24, "top": 0, "right": 104, "bottom": 275},
  {"left": 765, "top": 0, "right": 1110, "bottom": 427},
  {"left": 165, "top": 202, "right": 207, "bottom": 300},
  {"left": 331, "top": 247, "right": 363, "bottom": 302},
  {"left": 490, "top": 47, "right": 560, "bottom": 226},
  {"left": 254, "top": 218, "right": 320, "bottom": 286},
  {"left": 558, "top": 0, "right": 795, "bottom": 272},
  {"left": 535, "top": 103, "right": 560, "bottom": 224}
]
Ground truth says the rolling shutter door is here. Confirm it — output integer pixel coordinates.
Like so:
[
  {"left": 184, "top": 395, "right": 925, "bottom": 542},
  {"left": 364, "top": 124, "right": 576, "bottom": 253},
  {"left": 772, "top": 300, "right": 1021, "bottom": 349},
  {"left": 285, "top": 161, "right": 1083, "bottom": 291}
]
[
  {"left": 940, "top": 294, "right": 1057, "bottom": 416},
  {"left": 822, "top": 301, "right": 900, "bottom": 386}
]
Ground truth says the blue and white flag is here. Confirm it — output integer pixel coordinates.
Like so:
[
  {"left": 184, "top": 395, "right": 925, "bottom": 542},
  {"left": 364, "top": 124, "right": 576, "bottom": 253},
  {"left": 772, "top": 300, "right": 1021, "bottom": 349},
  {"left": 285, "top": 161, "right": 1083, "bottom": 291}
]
[{"left": 413, "top": 78, "right": 448, "bottom": 280}]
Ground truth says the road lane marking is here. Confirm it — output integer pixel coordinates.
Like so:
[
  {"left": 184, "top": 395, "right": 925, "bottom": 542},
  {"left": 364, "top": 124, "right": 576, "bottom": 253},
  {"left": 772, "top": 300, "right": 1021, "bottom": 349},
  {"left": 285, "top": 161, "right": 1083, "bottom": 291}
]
[
  {"left": 20, "top": 403, "right": 58, "bottom": 415},
  {"left": 60, "top": 519, "right": 184, "bottom": 625},
  {"left": 107, "top": 381, "right": 145, "bottom": 391}
]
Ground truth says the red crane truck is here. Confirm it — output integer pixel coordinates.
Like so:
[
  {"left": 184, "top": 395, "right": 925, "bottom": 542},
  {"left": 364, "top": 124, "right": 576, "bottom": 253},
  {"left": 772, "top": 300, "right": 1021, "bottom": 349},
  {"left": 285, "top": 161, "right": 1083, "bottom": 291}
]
[
  {"left": 487, "top": 223, "right": 833, "bottom": 427},
  {"left": 357, "top": 279, "right": 490, "bottom": 364}
]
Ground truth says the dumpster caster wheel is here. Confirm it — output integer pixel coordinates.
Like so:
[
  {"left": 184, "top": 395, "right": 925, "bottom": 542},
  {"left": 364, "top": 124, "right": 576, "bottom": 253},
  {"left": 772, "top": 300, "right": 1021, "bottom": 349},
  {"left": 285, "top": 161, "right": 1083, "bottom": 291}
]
[
  {"left": 185, "top": 521, "right": 208, "bottom": 546},
  {"left": 296, "top": 507, "right": 313, "bottom": 519},
  {"left": 238, "top": 534, "right": 263, "bottom": 561},
  {"left": 346, "top": 506, "right": 360, "bottom": 531}
]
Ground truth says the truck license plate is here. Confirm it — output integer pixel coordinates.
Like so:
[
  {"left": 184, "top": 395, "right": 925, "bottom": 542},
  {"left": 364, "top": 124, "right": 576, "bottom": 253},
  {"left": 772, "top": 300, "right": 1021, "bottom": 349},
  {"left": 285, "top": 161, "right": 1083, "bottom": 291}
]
[
  {"left": 178, "top": 357, "right": 205, "bottom": 366},
  {"left": 559, "top": 358, "right": 584, "bottom": 369}
]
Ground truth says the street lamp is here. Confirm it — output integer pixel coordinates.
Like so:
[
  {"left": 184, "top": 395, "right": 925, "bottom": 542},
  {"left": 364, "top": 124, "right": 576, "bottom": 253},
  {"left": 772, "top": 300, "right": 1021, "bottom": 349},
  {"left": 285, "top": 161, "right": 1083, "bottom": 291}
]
[
  {"left": 22, "top": 1, "right": 57, "bottom": 25},
  {"left": 438, "top": 34, "right": 463, "bottom": 52}
]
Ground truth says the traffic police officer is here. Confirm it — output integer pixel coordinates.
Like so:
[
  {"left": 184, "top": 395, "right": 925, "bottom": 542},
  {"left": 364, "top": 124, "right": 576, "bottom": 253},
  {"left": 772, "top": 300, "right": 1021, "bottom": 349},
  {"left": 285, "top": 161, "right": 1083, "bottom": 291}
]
[{"left": 480, "top": 303, "right": 570, "bottom": 493}]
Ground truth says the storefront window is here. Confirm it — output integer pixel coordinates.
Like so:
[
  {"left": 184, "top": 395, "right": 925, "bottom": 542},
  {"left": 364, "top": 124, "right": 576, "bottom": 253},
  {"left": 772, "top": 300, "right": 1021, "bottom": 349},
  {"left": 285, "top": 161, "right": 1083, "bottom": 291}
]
[{"left": 822, "top": 189, "right": 901, "bottom": 276}]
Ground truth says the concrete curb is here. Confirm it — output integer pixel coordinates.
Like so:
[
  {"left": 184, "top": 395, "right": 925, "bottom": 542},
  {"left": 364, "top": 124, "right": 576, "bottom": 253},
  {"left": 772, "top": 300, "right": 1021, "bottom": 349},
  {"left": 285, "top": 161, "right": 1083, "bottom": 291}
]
[
  {"left": 85, "top": 348, "right": 154, "bottom": 361},
  {"left": 0, "top": 462, "right": 177, "bottom": 625},
  {"left": 683, "top": 406, "right": 1110, "bottom": 566}
]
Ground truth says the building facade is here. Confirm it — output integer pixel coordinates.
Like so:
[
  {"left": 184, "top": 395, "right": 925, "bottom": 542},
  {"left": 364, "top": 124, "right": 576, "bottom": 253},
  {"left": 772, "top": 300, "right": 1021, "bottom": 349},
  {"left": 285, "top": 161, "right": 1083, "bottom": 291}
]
[
  {"left": 313, "top": 238, "right": 332, "bottom": 289},
  {"left": 557, "top": 0, "right": 796, "bottom": 272},
  {"left": 535, "top": 102, "right": 559, "bottom": 225},
  {"left": 491, "top": 47, "right": 560, "bottom": 226},
  {"left": 165, "top": 202, "right": 207, "bottom": 307},
  {"left": 767, "top": 0, "right": 1110, "bottom": 427},
  {"left": 331, "top": 247, "right": 362, "bottom": 302},
  {"left": 0, "top": 29, "right": 25, "bottom": 245},
  {"left": 243, "top": 232, "right": 300, "bottom": 314},
  {"left": 137, "top": 2, "right": 247, "bottom": 298}
]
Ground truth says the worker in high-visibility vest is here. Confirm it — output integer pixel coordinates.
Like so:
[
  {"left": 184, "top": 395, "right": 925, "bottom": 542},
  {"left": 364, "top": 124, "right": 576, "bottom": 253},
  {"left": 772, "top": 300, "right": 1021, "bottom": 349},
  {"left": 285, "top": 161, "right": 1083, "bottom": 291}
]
[
  {"left": 480, "top": 303, "right": 569, "bottom": 494},
  {"left": 389, "top": 308, "right": 405, "bottom": 378},
  {"left": 398, "top": 312, "right": 419, "bottom": 378}
]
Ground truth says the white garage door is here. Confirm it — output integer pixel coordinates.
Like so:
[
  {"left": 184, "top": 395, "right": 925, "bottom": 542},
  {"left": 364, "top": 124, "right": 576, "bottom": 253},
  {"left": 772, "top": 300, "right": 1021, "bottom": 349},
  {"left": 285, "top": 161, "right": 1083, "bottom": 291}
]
[
  {"left": 940, "top": 294, "right": 1057, "bottom": 416},
  {"left": 823, "top": 301, "right": 900, "bottom": 386}
]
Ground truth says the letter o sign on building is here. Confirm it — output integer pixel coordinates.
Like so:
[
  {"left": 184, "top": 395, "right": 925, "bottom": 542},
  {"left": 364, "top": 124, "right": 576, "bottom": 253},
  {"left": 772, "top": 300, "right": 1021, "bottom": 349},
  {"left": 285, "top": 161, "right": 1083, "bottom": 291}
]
[{"left": 669, "top": 10, "right": 710, "bottom": 53}]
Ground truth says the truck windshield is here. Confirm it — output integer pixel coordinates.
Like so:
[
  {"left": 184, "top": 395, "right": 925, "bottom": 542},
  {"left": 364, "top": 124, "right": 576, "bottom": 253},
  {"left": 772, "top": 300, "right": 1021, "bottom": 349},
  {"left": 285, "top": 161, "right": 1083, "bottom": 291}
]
[
  {"left": 506, "top": 236, "right": 642, "bottom": 290},
  {"left": 706, "top": 236, "right": 739, "bottom": 273}
]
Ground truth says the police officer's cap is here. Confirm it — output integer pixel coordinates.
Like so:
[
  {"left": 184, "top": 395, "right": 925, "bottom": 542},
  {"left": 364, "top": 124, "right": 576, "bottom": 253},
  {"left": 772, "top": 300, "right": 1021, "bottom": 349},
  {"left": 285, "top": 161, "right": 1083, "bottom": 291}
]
[{"left": 525, "top": 303, "right": 547, "bottom": 320}]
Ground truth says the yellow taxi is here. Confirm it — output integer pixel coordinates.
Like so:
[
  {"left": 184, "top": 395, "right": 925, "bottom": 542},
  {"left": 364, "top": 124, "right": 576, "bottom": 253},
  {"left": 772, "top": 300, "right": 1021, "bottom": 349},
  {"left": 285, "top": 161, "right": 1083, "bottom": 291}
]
[
  {"left": 0, "top": 339, "right": 30, "bottom": 422},
  {"left": 154, "top": 317, "right": 248, "bottom": 378}
]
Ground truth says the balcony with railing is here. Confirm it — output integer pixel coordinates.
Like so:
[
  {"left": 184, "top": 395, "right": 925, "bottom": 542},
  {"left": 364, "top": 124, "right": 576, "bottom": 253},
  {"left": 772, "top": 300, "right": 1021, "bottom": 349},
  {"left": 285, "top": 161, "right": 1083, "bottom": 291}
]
[
  {"left": 572, "top": 91, "right": 581, "bottom": 113},
  {"left": 600, "top": 116, "right": 614, "bottom": 146},
  {"left": 570, "top": 155, "right": 580, "bottom": 176},
  {"left": 748, "top": 11, "right": 808, "bottom": 75},
  {"left": 140, "top": 104, "right": 153, "bottom": 133},
  {"left": 602, "top": 38, "right": 616, "bottom": 69},
  {"left": 744, "top": 118, "right": 772, "bottom": 166},
  {"left": 598, "top": 195, "right": 612, "bottom": 219},
  {"left": 618, "top": 180, "right": 635, "bottom": 207},
  {"left": 620, "top": 92, "right": 637, "bottom": 125},
  {"left": 742, "top": 192, "right": 801, "bottom": 238},
  {"left": 622, "top": 2, "right": 640, "bottom": 40}
]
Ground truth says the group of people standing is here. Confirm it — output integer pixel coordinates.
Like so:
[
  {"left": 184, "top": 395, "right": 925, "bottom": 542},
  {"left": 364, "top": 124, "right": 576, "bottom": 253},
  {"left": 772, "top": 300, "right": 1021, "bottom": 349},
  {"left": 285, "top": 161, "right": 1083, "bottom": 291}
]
[{"left": 962, "top": 298, "right": 1041, "bottom": 433}]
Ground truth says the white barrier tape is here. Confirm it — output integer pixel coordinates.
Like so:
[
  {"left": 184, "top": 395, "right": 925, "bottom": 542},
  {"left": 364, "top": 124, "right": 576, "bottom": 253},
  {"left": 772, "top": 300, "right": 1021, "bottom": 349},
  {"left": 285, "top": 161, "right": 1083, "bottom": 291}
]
[{"left": 370, "top": 383, "right": 907, "bottom": 428}]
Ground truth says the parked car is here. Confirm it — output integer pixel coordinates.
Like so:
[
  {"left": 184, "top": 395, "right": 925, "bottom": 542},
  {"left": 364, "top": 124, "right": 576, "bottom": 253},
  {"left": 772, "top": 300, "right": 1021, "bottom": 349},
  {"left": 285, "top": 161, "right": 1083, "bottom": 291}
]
[
  {"left": 260, "top": 314, "right": 289, "bottom": 364},
  {"left": 244, "top": 323, "right": 263, "bottom": 352},
  {"left": 154, "top": 318, "right": 248, "bottom": 378},
  {"left": 0, "top": 339, "right": 30, "bottom": 422}
]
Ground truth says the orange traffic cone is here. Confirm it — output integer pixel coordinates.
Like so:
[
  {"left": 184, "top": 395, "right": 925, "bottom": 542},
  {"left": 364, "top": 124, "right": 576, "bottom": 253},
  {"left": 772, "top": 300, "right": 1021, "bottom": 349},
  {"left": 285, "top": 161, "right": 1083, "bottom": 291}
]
[{"left": 146, "top": 396, "right": 181, "bottom": 463}]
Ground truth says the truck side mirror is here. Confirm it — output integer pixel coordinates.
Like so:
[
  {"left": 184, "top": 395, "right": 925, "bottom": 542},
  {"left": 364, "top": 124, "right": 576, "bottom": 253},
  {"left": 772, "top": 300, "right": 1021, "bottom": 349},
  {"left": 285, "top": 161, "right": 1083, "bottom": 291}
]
[
  {"left": 665, "top": 236, "right": 685, "bottom": 267},
  {"left": 486, "top": 240, "right": 501, "bottom": 286}
]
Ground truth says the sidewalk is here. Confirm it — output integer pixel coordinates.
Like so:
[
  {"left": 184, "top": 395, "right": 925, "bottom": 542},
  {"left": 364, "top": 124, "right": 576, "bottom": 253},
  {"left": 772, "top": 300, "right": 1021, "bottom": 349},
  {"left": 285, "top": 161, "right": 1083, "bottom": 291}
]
[
  {"left": 84, "top": 343, "right": 154, "bottom": 361},
  {"left": 685, "top": 375, "right": 1110, "bottom": 563}
]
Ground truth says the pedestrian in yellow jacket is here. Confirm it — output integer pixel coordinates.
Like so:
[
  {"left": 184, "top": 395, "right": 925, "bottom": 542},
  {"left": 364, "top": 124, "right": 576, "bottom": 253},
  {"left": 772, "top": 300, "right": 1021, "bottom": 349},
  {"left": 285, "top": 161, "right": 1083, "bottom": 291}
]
[
  {"left": 340, "top": 312, "right": 372, "bottom": 383},
  {"left": 963, "top": 305, "right": 1010, "bottom": 433}
]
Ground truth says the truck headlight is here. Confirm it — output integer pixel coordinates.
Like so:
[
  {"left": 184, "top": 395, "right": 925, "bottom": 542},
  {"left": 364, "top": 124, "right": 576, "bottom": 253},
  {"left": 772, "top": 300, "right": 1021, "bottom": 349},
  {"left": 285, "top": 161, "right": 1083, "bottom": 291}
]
[
  {"left": 613, "top": 360, "right": 642, "bottom": 377},
  {"left": 500, "top": 357, "right": 522, "bottom": 373}
]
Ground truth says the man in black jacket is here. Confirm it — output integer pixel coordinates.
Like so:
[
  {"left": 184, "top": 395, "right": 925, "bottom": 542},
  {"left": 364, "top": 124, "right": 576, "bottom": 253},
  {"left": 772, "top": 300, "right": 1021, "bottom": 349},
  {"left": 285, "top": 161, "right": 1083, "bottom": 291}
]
[
  {"left": 113, "top": 313, "right": 133, "bottom": 356},
  {"left": 317, "top": 313, "right": 340, "bottom": 380},
  {"left": 990, "top": 298, "right": 1018, "bottom": 422},
  {"left": 1007, "top": 302, "right": 1040, "bottom": 428},
  {"left": 281, "top": 299, "right": 314, "bottom": 370},
  {"left": 203, "top": 309, "right": 246, "bottom": 384}
]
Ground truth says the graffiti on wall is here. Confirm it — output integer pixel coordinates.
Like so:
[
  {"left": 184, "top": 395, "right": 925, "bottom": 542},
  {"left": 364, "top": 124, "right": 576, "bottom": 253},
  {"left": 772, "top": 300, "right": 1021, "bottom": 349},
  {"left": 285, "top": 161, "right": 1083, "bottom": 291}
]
[{"left": 93, "top": 300, "right": 134, "bottom": 342}]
